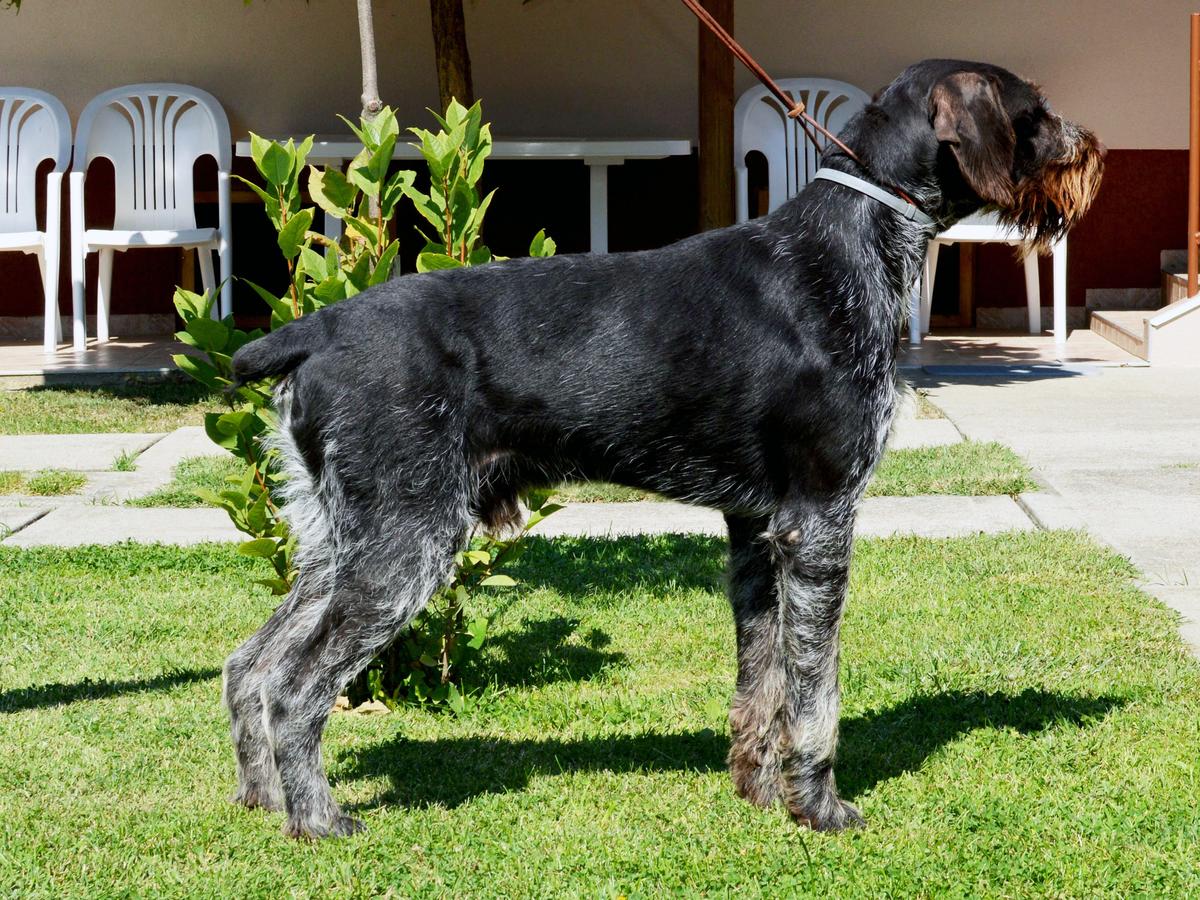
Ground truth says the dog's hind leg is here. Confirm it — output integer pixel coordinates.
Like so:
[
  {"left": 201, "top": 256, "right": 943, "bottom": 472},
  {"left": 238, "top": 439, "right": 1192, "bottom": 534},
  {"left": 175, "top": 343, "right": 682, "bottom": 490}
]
[
  {"left": 258, "top": 513, "right": 466, "bottom": 840},
  {"left": 724, "top": 513, "right": 788, "bottom": 808},
  {"left": 768, "top": 499, "right": 864, "bottom": 832},
  {"left": 222, "top": 572, "right": 320, "bottom": 812}
]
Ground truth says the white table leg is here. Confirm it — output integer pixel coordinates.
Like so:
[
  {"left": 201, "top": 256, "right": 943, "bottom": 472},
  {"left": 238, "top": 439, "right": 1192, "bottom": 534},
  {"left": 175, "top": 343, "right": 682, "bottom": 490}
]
[
  {"left": 1052, "top": 237, "right": 1068, "bottom": 346},
  {"left": 587, "top": 162, "right": 610, "bottom": 254},
  {"left": 1023, "top": 248, "right": 1041, "bottom": 334}
]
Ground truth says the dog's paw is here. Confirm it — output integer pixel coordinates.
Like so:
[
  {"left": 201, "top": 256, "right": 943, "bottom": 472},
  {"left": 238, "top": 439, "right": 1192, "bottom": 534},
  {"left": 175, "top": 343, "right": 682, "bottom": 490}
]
[
  {"left": 788, "top": 797, "right": 865, "bottom": 833},
  {"left": 231, "top": 784, "right": 284, "bottom": 813},
  {"left": 729, "top": 753, "right": 782, "bottom": 808},
  {"left": 283, "top": 814, "right": 366, "bottom": 840}
]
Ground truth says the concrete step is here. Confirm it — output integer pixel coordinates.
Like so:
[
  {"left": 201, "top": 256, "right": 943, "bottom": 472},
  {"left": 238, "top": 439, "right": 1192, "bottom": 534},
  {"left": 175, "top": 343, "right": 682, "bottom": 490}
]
[{"left": 1090, "top": 309, "right": 1149, "bottom": 360}]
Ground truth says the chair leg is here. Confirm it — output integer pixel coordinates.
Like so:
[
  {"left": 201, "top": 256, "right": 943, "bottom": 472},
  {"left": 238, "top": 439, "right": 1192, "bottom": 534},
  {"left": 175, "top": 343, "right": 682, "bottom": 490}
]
[
  {"left": 1023, "top": 249, "right": 1041, "bottom": 334},
  {"left": 218, "top": 245, "right": 233, "bottom": 320},
  {"left": 908, "top": 277, "right": 923, "bottom": 345},
  {"left": 70, "top": 243, "right": 87, "bottom": 352},
  {"left": 198, "top": 248, "right": 217, "bottom": 318},
  {"left": 96, "top": 248, "right": 114, "bottom": 343},
  {"left": 36, "top": 248, "right": 59, "bottom": 354},
  {"left": 921, "top": 242, "right": 941, "bottom": 334},
  {"left": 1052, "top": 238, "right": 1068, "bottom": 346}
]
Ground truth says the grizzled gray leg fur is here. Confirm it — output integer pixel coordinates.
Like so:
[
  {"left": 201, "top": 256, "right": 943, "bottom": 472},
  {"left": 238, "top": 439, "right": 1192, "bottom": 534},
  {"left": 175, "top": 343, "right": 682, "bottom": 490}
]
[
  {"left": 222, "top": 584, "right": 309, "bottom": 813},
  {"left": 254, "top": 529, "right": 461, "bottom": 839},
  {"left": 726, "top": 500, "right": 864, "bottom": 831}
]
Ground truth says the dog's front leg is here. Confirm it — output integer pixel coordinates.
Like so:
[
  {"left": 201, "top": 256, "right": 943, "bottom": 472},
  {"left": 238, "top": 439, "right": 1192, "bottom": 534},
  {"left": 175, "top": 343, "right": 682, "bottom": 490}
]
[
  {"left": 725, "top": 513, "right": 787, "bottom": 808},
  {"left": 770, "top": 503, "right": 864, "bottom": 832}
]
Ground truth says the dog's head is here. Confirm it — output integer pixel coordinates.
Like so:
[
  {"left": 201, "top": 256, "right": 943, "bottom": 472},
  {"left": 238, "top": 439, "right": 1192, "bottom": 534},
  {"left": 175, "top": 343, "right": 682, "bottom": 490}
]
[{"left": 871, "top": 60, "right": 1105, "bottom": 252}]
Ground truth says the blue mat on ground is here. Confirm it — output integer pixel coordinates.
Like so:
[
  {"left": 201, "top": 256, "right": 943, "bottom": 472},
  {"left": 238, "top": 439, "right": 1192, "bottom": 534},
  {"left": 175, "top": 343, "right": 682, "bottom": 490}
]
[{"left": 920, "top": 364, "right": 1101, "bottom": 378}]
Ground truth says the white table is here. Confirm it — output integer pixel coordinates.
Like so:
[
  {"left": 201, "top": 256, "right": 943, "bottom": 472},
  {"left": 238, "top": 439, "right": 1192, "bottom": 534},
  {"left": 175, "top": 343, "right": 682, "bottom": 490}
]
[
  {"left": 234, "top": 137, "right": 692, "bottom": 254},
  {"left": 910, "top": 215, "right": 1069, "bottom": 347}
]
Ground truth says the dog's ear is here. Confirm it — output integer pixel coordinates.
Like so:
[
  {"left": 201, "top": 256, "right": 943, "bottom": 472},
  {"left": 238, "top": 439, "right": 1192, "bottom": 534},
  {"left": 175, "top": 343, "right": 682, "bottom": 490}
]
[{"left": 930, "top": 72, "right": 1016, "bottom": 205}]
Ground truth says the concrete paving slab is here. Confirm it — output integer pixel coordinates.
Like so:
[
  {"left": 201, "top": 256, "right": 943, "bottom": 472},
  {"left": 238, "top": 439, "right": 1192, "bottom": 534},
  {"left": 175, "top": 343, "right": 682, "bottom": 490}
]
[
  {"left": 529, "top": 502, "right": 726, "bottom": 538},
  {"left": 856, "top": 495, "right": 1035, "bottom": 538},
  {"left": 3, "top": 506, "right": 242, "bottom": 547},
  {"left": 134, "top": 426, "right": 225, "bottom": 473},
  {"left": 0, "top": 505, "right": 49, "bottom": 536},
  {"left": 1015, "top": 491, "right": 1091, "bottom": 531},
  {"left": 887, "top": 417, "right": 961, "bottom": 450},
  {"left": 0, "top": 433, "right": 164, "bottom": 472},
  {"left": 528, "top": 496, "right": 1035, "bottom": 541}
]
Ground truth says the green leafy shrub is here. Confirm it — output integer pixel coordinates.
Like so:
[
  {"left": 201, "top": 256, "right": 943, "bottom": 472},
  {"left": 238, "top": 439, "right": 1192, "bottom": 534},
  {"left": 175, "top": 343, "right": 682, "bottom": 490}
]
[{"left": 174, "top": 100, "right": 557, "bottom": 711}]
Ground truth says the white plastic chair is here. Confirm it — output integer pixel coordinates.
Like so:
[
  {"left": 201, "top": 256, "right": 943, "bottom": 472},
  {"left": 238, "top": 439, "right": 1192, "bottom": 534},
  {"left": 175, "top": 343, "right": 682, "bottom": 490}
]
[
  {"left": 70, "top": 84, "right": 232, "bottom": 351},
  {"left": 909, "top": 216, "right": 1068, "bottom": 346},
  {"left": 734, "top": 78, "right": 871, "bottom": 223},
  {"left": 0, "top": 88, "right": 71, "bottom": 353}
]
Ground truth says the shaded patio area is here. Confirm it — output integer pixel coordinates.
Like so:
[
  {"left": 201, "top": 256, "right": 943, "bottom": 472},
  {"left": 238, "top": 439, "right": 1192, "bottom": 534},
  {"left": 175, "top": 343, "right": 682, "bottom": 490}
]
[{"left": 0, "top": 327, "right": 1145, "bottom": 387}]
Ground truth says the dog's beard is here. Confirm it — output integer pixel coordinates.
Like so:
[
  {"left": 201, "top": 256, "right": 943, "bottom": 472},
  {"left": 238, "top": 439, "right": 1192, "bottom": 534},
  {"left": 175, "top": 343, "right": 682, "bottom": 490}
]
[{"left": 1002, "top": 135, "right": 1105, "bottom": 255}]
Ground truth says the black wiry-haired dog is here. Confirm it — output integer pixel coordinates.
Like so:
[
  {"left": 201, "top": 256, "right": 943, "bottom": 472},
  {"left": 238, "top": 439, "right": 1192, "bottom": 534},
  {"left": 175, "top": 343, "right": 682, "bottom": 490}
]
[{"left": 225, "top": 60, "right": 1104, "bottom": 838}]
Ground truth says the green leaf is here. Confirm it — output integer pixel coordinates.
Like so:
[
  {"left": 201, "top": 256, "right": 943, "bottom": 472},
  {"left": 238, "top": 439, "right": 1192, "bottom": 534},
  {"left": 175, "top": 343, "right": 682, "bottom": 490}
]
[
  {"left": 479, "top": 574, "right": 517, "bottom": 588},
  {"left": 466, "top": 246, "right": 492, "bottom": 266},
  {"left": 172, "top": 287, "right": 211, "bottom": 321},
  {"left": 192, "top": 487, "right": 227, "bottom": 508},
  {"left": 183, "top": 315, "right": 230, "bottom": 353},
  {"left": 258, "top": 140, "right": 294, "bottom": 188},
  {"left": 416, "top": 252, "right": 463, "bottom": 273},
  {"left": 253, "top": 577, "right": 293, "bottom": 596},
  {"left": 313, "top": 275, "right": 350, "bottom": 304},
  {"left": 244, "top": 280, "right": 296, "bottom": 324},
  {"left": 529, "top": 228, "right": 557, "bottom": 258},
  {"left": 204, "top": 412, "right": 239, "bottom": 449},
  {"left": 246, "top": 491, "right": 269, "bottom": 533},
  {"left": 173, "top": 353, "right": 223, "bottom": 390},
  {"left": 298, "top": 246, "right": 327, "bottom": 280},
  {"left": 344, "top": 215, "right": 380, "bottom": 247},
  {"left": 369, "top": 241, "right": 401, "bottom": 285},
  {"left": 277, "top": 209, "right": 314, "bottom": 259},
  {"left": 345, "top": 252, "right": 372, "bottom": 292},
  {"left": 346, "top": 147, "right": 377, "bottom": 197},
  {"left": 447, "top": 682, "right": 465, "bottom": 715},
  {"left": 238, "top": 538, "right": 278, "bottom": 558},
  {"left": 308, "top": 166, "right": 357, "bottom": 217}
]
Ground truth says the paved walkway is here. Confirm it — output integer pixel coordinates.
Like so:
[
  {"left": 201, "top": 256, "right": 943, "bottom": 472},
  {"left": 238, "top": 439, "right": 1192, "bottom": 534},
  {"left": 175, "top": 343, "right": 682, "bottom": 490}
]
[
  {"left": 1, "top": 413, "right": 1039, "bottom": 545},
  {"left": 921, "top": 366, "right": 1200, "bottom": 654},
  {"left": 5, "top": 379, "right": 1193, "bottom": 653}
]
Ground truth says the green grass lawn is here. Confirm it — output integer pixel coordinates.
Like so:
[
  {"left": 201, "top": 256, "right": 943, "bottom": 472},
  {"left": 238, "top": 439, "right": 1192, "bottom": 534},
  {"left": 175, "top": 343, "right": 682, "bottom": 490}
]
[
  {"left": 126, "top": 455, "right": 240, "bottom": 508},
  {"left": 1, "top": 533, "right": 1198, "bottom": 896},
  {"left": 132, "top": 441, "right": 1034, "bottom": 510},
  {"left": 0, "top": 469, "right": 87, "bottom": 496},
  {"left": 866, "top": 440, "right": 1035, "bottom": 497},
  {"left": 0, "top": 383, "right": 218, "bottom": 435}
]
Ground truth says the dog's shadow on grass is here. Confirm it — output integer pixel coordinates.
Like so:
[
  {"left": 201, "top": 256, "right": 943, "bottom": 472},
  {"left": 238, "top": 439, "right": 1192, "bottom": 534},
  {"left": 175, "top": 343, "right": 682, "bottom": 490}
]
[
  {"left": 0, "top": 667, "right": 221, "bottom": 714},
  {"left": 474, "top": 615, "right": 627, "bottom": 690},
  {"left": 510, "top": 534, "right": 728, "bottom": 599},
  {"left": 337, "top": 688, "right": 1124, "bottom": 811}
]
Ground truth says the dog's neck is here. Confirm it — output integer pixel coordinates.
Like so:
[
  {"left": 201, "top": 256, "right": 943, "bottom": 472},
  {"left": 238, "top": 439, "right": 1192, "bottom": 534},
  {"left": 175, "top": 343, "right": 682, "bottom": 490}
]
[{"left": 765, "top": 167, "right": 938, "bottom": 333}]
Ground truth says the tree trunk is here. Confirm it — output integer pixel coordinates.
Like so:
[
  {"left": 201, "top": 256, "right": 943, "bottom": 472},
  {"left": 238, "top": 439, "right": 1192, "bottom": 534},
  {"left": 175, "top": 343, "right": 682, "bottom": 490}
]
[
  {"left": 429, "top": 0, "right": 474, "bottom": 110},
  {"left": 697, "top": 0, "right": 734, "bottom": 231},
  {"left": 356, "top": 0, "right": 383, "bottom": 124}
]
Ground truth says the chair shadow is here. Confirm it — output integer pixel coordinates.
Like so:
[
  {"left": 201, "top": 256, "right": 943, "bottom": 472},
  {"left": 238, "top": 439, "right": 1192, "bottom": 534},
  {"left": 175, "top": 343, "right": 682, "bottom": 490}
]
[
  {"left": 0, "top": 667, "right": 221, "bottom": 714},
  {"left": 336, "top": 688, "right": 1124, "bottom": 811}
]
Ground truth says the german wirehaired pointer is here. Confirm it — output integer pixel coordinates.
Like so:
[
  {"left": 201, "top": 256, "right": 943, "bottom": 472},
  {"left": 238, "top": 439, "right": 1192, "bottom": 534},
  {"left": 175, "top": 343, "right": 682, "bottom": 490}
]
[{"left": 224, "top": 60, "right": 1104, "bottom": 838}]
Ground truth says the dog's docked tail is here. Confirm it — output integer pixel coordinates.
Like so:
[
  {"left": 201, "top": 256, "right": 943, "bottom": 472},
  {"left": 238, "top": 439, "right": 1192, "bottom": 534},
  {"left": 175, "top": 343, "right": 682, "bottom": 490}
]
[{"left": 231, "top": 314, "right": 333, "bottom": 386}]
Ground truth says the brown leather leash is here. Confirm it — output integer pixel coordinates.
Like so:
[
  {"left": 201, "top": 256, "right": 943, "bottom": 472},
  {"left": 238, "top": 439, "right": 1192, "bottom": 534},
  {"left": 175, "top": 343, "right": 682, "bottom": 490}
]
[{"left": 680, "top": 0, "right": 926, "bottom": 211}]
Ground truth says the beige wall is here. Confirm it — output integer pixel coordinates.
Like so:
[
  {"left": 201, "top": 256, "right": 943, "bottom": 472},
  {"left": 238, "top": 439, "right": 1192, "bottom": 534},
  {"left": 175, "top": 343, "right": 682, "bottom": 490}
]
[{"left": 0, "top": 0, "right": 1193, "bottom": 149}]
